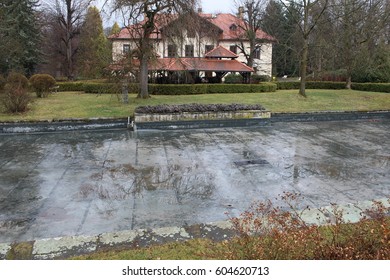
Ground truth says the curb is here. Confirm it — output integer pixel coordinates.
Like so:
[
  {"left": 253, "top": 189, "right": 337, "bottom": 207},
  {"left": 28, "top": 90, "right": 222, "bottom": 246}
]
[
  {"left": 0, "top": 117, "right": 130, "bottom": 134},
  {"left": 1, "top": 198, "right": 388, "bottom": 260},
  {"left": 1, "top": 111, "right": 389, "bottom": 133}
]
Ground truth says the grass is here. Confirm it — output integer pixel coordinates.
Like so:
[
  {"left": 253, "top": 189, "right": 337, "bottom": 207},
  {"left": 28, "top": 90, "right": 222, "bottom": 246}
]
[{"left": 0, "top": 89, "right": 389, "bottom": 121}]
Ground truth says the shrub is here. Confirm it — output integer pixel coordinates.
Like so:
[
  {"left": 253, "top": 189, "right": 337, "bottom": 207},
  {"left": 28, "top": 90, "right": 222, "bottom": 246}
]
[
  {"left": 135, "top": 103, "right": 266, "bottom": 114},
  {"left": 54, "top": 82, "right": 277, "bottom": 94},
  {"left": 223, "top": 193, "right": 390, "bottom": 260},
  {"left": 29, "top": 74, "right": 56, "bottom": 98},
  {"left": 276, "top": 81, "right": 346, "bottom": 90},
  {"left": 251, "top": 75, "right": 270, "bottom": 83},
  {"left": 224, "top": 74, "right": 243, "bottom": 84},
  {"left": 83, "top": 83, "right": 123, "bottom": 94},
  {"left": 351, "top": 83, "right": 390, "bottom": 93},
  {"left": 6, "top": 72, "right": 29, "bottom": 89},
  {"left": 148, "top": 84, "right": 208, "bottom": 95},
  {"left": 1, "top": 84, "right": 32, "bottom": 113},
  {"left": 0, "top": 74, "right": 6, "bottom": 91},
  {"left": 57, "top": 82, "right": 85, "bottom": 92}
]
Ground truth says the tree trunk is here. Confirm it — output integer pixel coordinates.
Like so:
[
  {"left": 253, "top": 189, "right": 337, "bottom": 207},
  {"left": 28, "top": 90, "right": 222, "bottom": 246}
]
[
  {"left": 346, "top": 75, "right": 352, "bottom": 90},
  {"left": 138, "top": 54, "right": 149, "bottom": 99},
  {"left": 299, "top": 38, "right": 308, "bottom": 97},
  {"left": 121, "top": 79, "right": 129, "bottom": 104}
]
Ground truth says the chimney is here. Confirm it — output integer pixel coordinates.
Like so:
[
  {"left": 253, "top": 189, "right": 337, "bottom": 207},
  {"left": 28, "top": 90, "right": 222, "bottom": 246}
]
[
  {"left": 197, "top": 7, "right": 203, "bottom": 14},
  {"left": 238, "top": 6, "right": 244, "bottom": 19}
]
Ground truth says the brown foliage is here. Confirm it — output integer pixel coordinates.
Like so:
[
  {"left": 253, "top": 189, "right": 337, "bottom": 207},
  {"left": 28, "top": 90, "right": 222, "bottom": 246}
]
[
  {"left": 1, "top": 73, "right": 32, "bottom": 113},
  {"left": 223, "top": 192, "right": 390, "bottom": 260}
]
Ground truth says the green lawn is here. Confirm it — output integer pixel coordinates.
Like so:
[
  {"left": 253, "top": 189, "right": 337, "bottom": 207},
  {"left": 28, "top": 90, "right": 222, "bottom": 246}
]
[{"left": 0, "top": 89, "right": 389, "bottom": 122}]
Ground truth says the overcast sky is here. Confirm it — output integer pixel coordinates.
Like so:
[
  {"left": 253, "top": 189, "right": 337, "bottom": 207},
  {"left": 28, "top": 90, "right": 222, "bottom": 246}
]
[{"left": 94, "top": 0, "right": 236, "bottom": 27}]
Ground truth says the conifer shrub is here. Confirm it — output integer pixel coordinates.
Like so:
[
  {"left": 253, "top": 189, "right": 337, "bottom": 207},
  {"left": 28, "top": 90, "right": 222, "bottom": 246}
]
[{"left": 29, "top": 74, "right": 56, "bottom": 97}]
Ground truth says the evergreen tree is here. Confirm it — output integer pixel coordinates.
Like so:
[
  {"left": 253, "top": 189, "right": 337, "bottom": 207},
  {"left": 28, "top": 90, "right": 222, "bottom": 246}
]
[
  {"left": 77, "top": 6, "right": 110, "bottom": 78},
  {"left": 110, "top": 22, "right": 121, "bottom": 36},
  {"left": 0, "top": 0, "right": 42, "bottom": 76}
]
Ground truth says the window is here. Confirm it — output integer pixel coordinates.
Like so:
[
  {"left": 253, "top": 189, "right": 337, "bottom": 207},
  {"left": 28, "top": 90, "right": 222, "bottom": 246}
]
[
  {"left": 253, "top": 47, "right": 261, "bottom": 59},
  {"left": 123, "top": 44, "right": 130, "bottom": 53},
  {"left": 230, "top": 45, "right": 237, "bottom": 54},
  {"left": 230, "top": 24, "right": 237, "bottom": 31},
  {"left": 185, "top": 45, "right": 194, "bottom": 57},
  {"left": 205, "top": 45, "right": 214, "bottom": 54},
  {"left": 167, "top": 44, "right": 177, "bottom": 57}
]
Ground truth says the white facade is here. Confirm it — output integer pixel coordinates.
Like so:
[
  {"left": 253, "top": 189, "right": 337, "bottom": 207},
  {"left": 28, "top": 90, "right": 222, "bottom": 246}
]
[{"left": 110, "top": 14, "right": 274, "bottom": 78}]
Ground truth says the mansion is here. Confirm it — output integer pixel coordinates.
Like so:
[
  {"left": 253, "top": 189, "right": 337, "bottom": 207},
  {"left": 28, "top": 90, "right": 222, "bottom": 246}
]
[{"left": 109, "top": 9, "right": 275, "bottom": 83}]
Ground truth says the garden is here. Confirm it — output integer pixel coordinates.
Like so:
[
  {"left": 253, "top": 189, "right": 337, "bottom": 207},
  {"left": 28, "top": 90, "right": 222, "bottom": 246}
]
[{"left": 1, "top": 73, "right": 389, "bottom": 122}]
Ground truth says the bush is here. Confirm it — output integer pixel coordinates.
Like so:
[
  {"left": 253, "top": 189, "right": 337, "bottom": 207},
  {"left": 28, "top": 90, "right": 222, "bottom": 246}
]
[
  {"left": 276, "top": 81, "right": 346, "bottom": 90},
  {"left": 2, "top": 85, "right": 32, "bottom": 113},
  {"left": 251, "top": 75, "right": 270, "bottom": 83},
  {"left": 224, "top": 74, "right": 243, "bottom": 84},
  {"left": 351, "top": 83, "right": 390, "bottom": 93},
  {"left": 29, "top": 74, "right": 56, "bottom": 98},
  {"left": 224, "top": 193, "right": 390, "bottom": 260},
  {"left": 0, "top": 74, "right": 6, "bottom": 91},
  {"left": 54, "top": 82, "right": 277, "bottom": 95},
  {"left": 148, "top": 84, "right": 208, "bottom": 95},
  {"left": 57, "top": 82, "right": 85, "bottom": 92},
  {"left": 135, "top": 103, "right": 266, "bottom": 114},
  {"left": 6, "top": 72, "right": 29, "bottom": 89},
  {"left": 83, "top": 83, "right": 123, "bottom": 94}
]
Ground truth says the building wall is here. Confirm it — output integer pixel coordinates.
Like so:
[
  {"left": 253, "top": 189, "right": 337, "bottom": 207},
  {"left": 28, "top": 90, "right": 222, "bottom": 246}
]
[{"left": 111, "top": 36, "right": 273, "bottom": 77}]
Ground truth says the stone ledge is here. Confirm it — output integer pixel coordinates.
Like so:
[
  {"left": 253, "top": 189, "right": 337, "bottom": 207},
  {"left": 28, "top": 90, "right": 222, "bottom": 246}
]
[{"left": 134, "top": 110, "right": 271, "bottom": 123}]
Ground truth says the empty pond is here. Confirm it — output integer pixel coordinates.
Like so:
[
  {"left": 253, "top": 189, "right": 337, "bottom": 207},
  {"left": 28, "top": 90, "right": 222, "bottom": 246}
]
[{"left": 0, "top": 120, "right": 389, "bottom": 243}]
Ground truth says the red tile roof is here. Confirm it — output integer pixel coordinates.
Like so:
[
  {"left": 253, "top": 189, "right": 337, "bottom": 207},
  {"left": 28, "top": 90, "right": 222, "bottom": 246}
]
[
  {"left": 205, "top": 45, "right": 238, "bottom": 58},
  {"left": 207, "top": 13, "right": 275, "bottom": 41},
  {"left": 110, "top": 12, "right": 274, "bottom": 42},
  {"left": 149, "top": 58, "right": 253, "bottom": 72},
  {"left": 109, "top": 57, "right": 254, "bottom": 72}
]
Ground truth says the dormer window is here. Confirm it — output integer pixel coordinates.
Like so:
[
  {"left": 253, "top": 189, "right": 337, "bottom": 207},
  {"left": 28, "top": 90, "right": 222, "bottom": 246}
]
[{"left": 230, "top": 24, "right": 237, "bottom": 31}]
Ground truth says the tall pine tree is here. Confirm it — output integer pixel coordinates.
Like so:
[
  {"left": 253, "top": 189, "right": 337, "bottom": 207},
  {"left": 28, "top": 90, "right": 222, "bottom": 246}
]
[
  {"left": 77, "top": 6, "right": 110, "bottom": 78},
  {"left": 0, "top": 0, "right": 42, "bottom": 76}
]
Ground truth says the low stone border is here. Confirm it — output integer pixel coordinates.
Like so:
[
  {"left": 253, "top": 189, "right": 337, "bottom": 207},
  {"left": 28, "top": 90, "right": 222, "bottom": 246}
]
[
  {"left": 1, "top": 111, "right": 389, "bottom": 133},
  {"left": 1, "top": 198, "right": 388, "bottom": 260},
  {"left": 0, "top": 118, "right": 129, "bottom": 134},
  {"left": 134, "top": 110, "right": 390, "bottom": 130},
  {"left": 134, "top": 110, "right": 271, "bottom": 123}
]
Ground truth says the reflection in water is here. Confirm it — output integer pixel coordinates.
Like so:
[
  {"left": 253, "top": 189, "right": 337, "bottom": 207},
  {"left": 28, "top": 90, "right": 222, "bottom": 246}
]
[{"left": 80, "top": 161, "right": 215, "bottom": 217}]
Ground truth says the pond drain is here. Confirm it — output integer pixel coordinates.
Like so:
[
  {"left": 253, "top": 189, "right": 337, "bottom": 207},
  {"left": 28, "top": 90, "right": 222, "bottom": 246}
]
[{"left": 234, "top": 159, "right": 269, "bottom": 166}]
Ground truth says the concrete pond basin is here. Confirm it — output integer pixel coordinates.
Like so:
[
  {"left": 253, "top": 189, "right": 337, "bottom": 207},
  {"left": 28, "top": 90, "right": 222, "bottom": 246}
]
[{"left": 0, "top": 119, "right": 389, "bottom": 258}]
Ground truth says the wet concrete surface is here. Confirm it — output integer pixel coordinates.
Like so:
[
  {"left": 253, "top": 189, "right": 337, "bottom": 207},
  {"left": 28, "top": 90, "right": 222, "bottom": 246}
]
[{"left": 0, "top": 119, "right": 389, "bottom": 244}]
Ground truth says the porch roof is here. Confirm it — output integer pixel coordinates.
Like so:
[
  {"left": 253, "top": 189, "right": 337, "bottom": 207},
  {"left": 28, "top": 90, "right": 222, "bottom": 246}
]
[{"left": 149, "top": 57, "right": 254, "bottom": 72}]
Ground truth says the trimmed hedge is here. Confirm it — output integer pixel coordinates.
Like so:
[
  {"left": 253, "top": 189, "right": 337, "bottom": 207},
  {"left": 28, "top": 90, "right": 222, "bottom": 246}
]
[
  {"left": 148, "top": 84, "right": 208, "bottom": 95},
  {"left": 277, "top": 81, "right": 346, "bottom": 90},
  {"left": 136, "top": 103, "right": 266, "bottom": 113},
  {"left": 56, "top": 82, "right": 277, "bottom": 94},
  {"left": 57, "top": 82, "right": 85, "bottom": 92},
  {"left": 351, "top": 83, "right": 390, "bottom": 93}
]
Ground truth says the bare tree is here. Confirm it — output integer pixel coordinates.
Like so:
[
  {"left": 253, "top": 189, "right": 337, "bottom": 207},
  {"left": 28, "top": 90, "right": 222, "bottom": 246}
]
[
  {"left": 111, "top": 0, "right": 198, "bottom": 99},
  {"left": 233, "top": 0, "right": 270, "bottom": 73},
  {"left": 281, "top": 0, "right": 328, "bottom": 97},
  {"left": 329, "top": 0, "right": 390, "bottom": 88},
  {"left": 43, "top": 0, "right": 92, "bottom": 80}
]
